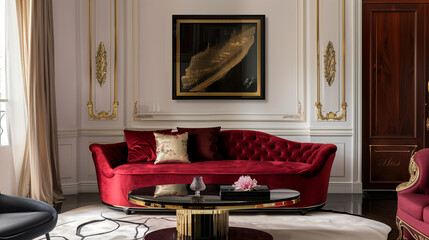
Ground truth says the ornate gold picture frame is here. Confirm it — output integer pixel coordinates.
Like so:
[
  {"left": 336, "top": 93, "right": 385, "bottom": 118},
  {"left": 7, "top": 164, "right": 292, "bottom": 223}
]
[{"left": 173, "top": 15, "right": 265, "bottom": 99}]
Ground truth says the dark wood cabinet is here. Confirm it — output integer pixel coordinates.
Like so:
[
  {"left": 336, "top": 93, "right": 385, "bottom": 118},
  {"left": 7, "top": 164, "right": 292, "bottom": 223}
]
[{"left": 362, "top": 2, "right": 427, "bottom": 189}]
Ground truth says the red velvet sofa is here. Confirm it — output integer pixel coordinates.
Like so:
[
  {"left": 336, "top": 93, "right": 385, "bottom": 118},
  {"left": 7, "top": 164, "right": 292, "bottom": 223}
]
[
  {"left": 90, "top": 130, "right": 337, "bottom": 213},
  {"left": 396, "top": 149, "right": 429, "bottom": 240}
]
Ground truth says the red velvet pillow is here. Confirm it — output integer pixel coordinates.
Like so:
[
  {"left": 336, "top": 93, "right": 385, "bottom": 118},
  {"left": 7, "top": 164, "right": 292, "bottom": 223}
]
[
  {"left": 124, "top": 129, "right": 172, "bottom": 163},
  {"left": 177, "top": 127, "right": 222, "bottom": 161}
]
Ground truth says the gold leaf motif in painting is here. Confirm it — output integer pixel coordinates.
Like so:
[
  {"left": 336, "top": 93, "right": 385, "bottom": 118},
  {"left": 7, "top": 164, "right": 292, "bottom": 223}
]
[{"left": 181, "top": 26, "right": 256, "bottom": 92}]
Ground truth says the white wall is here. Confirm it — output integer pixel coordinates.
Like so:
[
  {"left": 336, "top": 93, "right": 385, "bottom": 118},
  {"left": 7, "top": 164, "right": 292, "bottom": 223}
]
[
  {"left": 53, "top": 0, "right": 362, "bottom": 195},
  {"left": 0, "top": 146, "right": 16, "bottom": 194}
]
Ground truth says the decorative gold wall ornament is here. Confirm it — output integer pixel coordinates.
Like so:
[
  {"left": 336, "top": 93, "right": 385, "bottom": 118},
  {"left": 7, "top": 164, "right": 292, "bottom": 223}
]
[
  {"left": 87, "top": 101, "right": 119, "bottom": 120},
  {"left": 315, "top": 102, "right": 347, "bottom": 121},
  {"left": 315, "top": 0, "right": 347, "bottom": 121},
  {"left": 87, "top": 0, "right": 118, "bottom": 120},
  {"left": 324, "top": 41, "right": 336, "bottom": 86},
  {"left": 96, "top": 42, "right": 107, "bottom": 87}
]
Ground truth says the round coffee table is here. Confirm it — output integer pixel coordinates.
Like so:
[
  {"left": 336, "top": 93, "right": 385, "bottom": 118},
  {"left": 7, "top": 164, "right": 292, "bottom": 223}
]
[{"left": 128, "top": 184, "right": 300, "bottom": 240}]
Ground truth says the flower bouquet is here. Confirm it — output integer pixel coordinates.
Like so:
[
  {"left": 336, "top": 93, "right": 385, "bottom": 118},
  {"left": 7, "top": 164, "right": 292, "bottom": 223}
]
[{"left": 220, "top": 175, "right": 270, "bottom": 201}]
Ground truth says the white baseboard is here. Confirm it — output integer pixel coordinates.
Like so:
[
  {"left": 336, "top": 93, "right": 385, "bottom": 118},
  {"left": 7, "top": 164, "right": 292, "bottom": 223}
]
[
  {"left": 328, "top": 182, "right": 362, "bottom": 194},
  {"left": 63, "top": 182, "right": 363, "bottom": 195},
  {"left": 79, "top": 181, "right": 99, "bottom": 193},
  {"left": 61, "top": 183, "right": 79, "bottom": 195},
  {"left": 62, "top": 182, "right": 99, "bottom": 195}
]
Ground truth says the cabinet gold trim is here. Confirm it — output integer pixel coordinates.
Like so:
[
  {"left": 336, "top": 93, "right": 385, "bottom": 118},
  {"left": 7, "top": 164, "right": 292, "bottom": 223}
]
[
  {"left": 324, "top": 41, "right": 336, "bottom": 86},
  {"left": 426, "top": 117, "right": 429, "bottom": 131},
  {"left": 315, "top": 0, "right": 347, "bottom": 121},
  {"left": 283, "top": 101, "right": 304, "bottom": 120},
  {"left": 96, "top": 42, "right": 107, "bottom": 87},
  {"left": 369, "top": 145, "right": 418, "bottom": 184},
  {"left": 87, "top": 0, "right": 119, "bottom": 120}
]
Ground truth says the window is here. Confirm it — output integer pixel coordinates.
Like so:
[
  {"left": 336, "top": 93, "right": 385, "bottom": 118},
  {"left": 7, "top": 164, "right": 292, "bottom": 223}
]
[{"left": 0, "top": 0, "right": 9, "bottom": 145}]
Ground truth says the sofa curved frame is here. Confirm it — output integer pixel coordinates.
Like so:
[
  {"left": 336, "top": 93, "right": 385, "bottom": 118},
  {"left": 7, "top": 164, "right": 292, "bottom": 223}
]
[
  {"left": 90, "top": 130, "right": 337, "bottom": 214},
  {"left": 396, "top": 150, "right": 429, "bottom": 240}
]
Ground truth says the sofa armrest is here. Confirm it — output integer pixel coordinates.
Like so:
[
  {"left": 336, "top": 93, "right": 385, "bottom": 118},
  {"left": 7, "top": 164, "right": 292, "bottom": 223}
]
[
  {"left": 89, "top": 142, "right": 128, "bottom": 178},
  {"left": 297, "top": 143, "right": 337, "bottom": 176},
  {"left": 0, "top": 194, "right": 57, "bottom": 215},
  {"left": 397, "top": 148, "right": 429, "bottom": 194}
]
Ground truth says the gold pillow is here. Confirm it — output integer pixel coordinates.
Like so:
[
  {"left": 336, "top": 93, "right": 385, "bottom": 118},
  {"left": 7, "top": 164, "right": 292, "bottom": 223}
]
[
  {"left": 154, "top": 132, "right": 190, "bottom": 164},
  {"left": 154, "top": 184, "right": 188, "bottom": 198}
]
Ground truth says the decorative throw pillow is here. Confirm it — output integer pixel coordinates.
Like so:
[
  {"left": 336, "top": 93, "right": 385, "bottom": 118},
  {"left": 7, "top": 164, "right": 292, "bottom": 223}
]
[
  {"left": 153, "top": 184, "right": 188, "bottom": 198},
  {"left": 154, "top": 132, "right": 190, "bottom": 164},
  {"left": 177, "top": 127, "right": 222, "bottom": 161},
  {"left": 124, "top": 129, "right": 172, "bottom": 163}
]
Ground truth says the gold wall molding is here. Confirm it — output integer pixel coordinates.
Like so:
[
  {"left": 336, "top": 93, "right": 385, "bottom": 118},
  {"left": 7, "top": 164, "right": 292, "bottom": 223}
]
[
  {"left": 132, "top": 101, "right": 138, "bottom": 120},
  {"left": 96, "top": 42, "right": 107, "bottom": 87},
  {"left": 324, "top": 41, "right": 336, "bottom": 86},
  {"left": 316, "top": 102, "right": 347, "bottom": 121},
  {"left": 87, "top": 0, "right": 119, "bottom": 120},
  {"left": 315, "top": 0, "right": 347, "bottom": 121},
  {"left": 283, "top": 101, "right": 304, "bottom": 120}
]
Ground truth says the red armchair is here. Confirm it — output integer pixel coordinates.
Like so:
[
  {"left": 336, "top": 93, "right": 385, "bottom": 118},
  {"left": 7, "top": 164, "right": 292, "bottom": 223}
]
[{"left": 396, "top": 148, "right": 429, "bottom": 240}]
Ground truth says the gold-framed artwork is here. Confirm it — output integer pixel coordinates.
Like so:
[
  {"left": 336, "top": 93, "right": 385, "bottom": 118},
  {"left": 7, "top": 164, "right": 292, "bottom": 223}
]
[{"left": 172, "top": 15, "right": 265, "bottom": 99}]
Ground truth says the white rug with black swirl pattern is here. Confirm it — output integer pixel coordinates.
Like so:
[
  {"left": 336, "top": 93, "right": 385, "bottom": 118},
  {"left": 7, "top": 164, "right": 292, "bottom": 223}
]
[{"left": 36, "top": 204, "right": 390, "bottom": 240}]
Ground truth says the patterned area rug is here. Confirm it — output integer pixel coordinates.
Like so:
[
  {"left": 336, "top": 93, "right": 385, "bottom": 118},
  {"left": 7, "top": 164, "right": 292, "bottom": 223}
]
[{"left": 36, "top": 204, "right": 390, "bottom": 240}]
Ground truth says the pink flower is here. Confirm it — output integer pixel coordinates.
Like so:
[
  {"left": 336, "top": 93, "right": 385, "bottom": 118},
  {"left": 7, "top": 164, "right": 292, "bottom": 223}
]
[{"left": 232, "top": 175, "right": 258, "bottom": 191}]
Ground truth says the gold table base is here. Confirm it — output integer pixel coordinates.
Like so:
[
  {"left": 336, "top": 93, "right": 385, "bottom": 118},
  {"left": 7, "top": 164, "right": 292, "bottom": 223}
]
[{"left": 176, "top": 209, "right": 229, "bottom": 240}]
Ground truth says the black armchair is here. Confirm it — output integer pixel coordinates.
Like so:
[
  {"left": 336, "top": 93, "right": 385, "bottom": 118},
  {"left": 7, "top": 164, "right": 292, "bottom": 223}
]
[{"left": 0, "top": 193, "right": 57, "bottom": 240}]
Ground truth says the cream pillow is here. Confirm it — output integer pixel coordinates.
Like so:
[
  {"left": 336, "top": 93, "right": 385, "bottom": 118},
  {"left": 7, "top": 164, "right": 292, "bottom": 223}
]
[
  {"left": 154, "top": 184, "right": 188, "bottom": 198},
  {"left": 154, "top": 132, "right": 190, "bottom": 164}
]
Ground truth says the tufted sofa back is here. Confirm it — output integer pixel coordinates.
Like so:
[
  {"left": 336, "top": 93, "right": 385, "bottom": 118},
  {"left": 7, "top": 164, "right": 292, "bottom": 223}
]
[{"left": 218, "top": 130, "right": 336, "bottom": 165}]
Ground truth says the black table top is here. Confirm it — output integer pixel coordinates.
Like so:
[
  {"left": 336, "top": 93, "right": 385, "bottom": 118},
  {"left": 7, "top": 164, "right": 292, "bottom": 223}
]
[{"left": 128, "top": 184, "right": 300, "bottom": 210}]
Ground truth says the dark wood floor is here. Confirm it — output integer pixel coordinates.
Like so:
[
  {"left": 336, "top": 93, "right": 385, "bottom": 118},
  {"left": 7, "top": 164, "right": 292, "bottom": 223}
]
[{"left": 58, "top": 191, "right": 398, "bottom": 240}]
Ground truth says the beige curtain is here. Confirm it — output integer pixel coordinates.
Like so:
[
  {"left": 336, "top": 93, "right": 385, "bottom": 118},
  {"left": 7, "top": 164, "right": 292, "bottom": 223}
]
[{"left": 15, "top": 0, "right": 63, "bottom": 204}]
